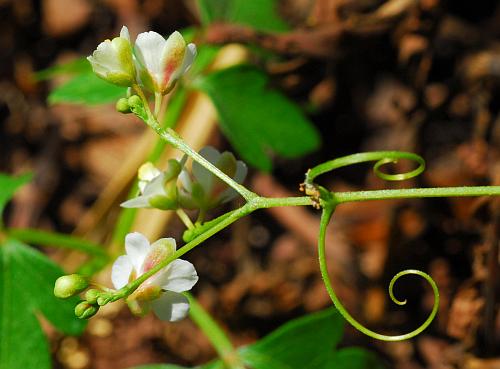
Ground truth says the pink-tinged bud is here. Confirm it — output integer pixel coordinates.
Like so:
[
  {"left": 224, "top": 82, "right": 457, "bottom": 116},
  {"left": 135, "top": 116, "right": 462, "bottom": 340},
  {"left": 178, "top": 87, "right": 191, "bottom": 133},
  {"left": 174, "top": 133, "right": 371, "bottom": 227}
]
[{"left": 135, "top": 31, "right": 196, "bottom": 95}]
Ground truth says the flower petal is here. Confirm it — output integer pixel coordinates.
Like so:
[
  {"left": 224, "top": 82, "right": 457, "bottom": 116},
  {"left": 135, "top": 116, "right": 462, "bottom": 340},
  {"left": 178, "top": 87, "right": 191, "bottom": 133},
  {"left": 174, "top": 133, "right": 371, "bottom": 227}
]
[
  {"left": 178, "top": 170, "right": 193, "bottom": 192},
  {"left": 171, "top": 42, "right": 196, "bottom": 81},
  {"left": 135, "top": 31, "right": 166, "bottom": 86},
  {"left": 120, "top": 195, "right": 152, "bottom": 208},
  {"left": 181, "top": 43, "right": 197, "bottom": 74},
  {"left": 111, "top": 255, "right": 134, "bottom": 289},
  {"left": 151, "top": 291, "right": 189, "bottom": 321},
  {"left": 234, "top": 160, "right": 248, "bottom": 184},
  {"left": 88, "top": 40, "right": 122, "bottom": 75},
  {"left": 159, "top": 31, "right": 186, "bottom": 88},
  {"left": 143, "top": 173, "right": 166, "bottom": 196},
  {"left": 155, "top": 259, "right": 198, "bottom": 293},
  {"left": 125, "top": 232, "right": 150, "bottom": 273},
  {"left": 120, "top": 26, "right": 130, "bottom": 42},
  {"left": 140, "top": 238, "right": 177, "bottom": 275},
  {"left": 192, "top": 146, "right": 219, "bottom": 192},
  {"left": 138, "top": 162, "right": 161, "bottom": 182}
]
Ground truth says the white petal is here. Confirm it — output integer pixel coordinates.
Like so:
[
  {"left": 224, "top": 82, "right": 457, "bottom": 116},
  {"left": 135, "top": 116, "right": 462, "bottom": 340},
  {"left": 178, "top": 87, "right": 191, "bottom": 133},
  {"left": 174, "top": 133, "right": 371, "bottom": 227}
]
[
  {"left": 120, "top": 195, "right": 152, "bottom": 208},
  {"left": 234, "top": 160, "right": 248, "bottom": 184},
  {"left": 155, "top": 259, "right": 198, "bottom": 293},
  {"left": 179, "top": 43, "right": 197, "bottom": 75},
  {"left": 135, "top": 31, "right": 166, "bottom": 84},
  {"left": 218, "top": 160, "right": 247, "bottom": 203},
  {"left": 120, "top": 26, "right": 130, "bottom": 42},
  {"left": 193, "top": 146, "right": 220, "bottom": 192},
  {"left": 151, "top": 291, "right": 189, "bottom": 321},
  {"left": 150, "top": 237, "right": 177, "bottom": 254},
  {"left": 142, "top": 174, "right": 167, "bottom": 200},
  {"left": 140, "top": 238, "right": 177, "bottom": 275},
  {"left": 87, "top": 56, "right": 109, "bottom": 76},
  {"left": 91, "top": 40, "right": 122, "bottom": 72},
  {"left": 138, "top": 180, "right": 148, "bottom": 194},
  {"left": 125, "top": 232, "right": 150, "bottom": 273},
  {"left": 178, "top": 170, "right": 193, "bottom": 192},
  {"left": 111, "top": 255, "right": 134, "bottom": 289},
  {"left": 171, "top": 42, "right": 196, "bottom": 82},
  {"left": 138, "top": 162, "right": 161, "bottom": 182}
]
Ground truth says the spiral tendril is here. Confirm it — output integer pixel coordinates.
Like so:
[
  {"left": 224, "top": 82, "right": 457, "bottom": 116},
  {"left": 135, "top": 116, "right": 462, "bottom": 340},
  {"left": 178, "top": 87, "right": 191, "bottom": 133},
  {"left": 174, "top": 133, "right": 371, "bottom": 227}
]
[
  {"left": 305, "top": 151, "right": 425, "bottom": 186},
  {"left": 318, "top": 205, "right": 439, "bottom": 341}
]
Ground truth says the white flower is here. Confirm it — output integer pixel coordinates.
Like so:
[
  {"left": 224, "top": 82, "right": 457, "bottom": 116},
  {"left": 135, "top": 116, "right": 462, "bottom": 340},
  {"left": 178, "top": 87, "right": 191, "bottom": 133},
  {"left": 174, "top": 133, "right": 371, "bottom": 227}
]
[
  {"left": 111, "top": 232, "right": 198, "bottom": 321},
  {"left": 121, "top": 160, "right": 181, "bottom": 210},
  {"left": 179, "top": 146, "right": 247, "bottom": 211},
  {"left": 87, "top": 26, "right": 136, "bottom": 87},
  {"left": 134, "top": 30, "right": 196, "bottom": 94}
]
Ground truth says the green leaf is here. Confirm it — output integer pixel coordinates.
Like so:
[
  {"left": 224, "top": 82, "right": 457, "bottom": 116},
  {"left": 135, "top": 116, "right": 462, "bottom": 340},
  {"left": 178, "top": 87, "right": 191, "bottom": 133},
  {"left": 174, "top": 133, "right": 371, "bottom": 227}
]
[
  {"left": 0, "top": 173, "right": 31, "bottom": 217},
  {"left": 197, "top": 0, "right": 289, "bottom": 32},
  {"left": 35, "top": 57, "right": 91, "bottom": 81},
  {"left": 240, "top": 308, "right": 344, "bottom": 369},
  {"left": 48, "top": 72, "right": 126, "bottom": 105},
  {"left": 327, "top": 347, "right": 387, "bottom": 369},
  {"left": 194, "top": 65, "right": 321, "bottom": 171},
  {"left": 134, "top": 310, "right": 383, "bottom": 369},
  {"left": 0, "top": 239, "right": 86, "bottom": 369}
]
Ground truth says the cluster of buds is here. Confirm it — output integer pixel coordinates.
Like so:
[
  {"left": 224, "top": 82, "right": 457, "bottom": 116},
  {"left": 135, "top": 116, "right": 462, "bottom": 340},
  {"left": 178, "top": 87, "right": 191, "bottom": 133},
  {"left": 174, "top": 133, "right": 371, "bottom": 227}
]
[
  {"left": 122, "top": 146, "right": 247, "bottom": 214},
  {"left": 53, "top": 274, "right": 100, "bottom": 319},
  {"left": 54, "top": 232, "right": 198, "bottom": 321},
  {"left": 87, "top": 26, "right": 196, "bottom": 95}
]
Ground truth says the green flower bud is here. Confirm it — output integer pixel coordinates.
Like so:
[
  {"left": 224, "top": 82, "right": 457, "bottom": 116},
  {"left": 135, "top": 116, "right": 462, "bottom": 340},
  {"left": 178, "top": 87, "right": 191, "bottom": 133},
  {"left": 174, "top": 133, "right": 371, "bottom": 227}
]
[
  {"left": 54, "top": 274, "right": 89, "bottom": 299},
  {"left": 127, "top": 95, "right": 142, "bottom": 107},
  {"left": 97, "top": 293, "right": 113, "bottom": 306},
  {"left": 116, "top": 97, "right": 131, "bottom": 113},
  {"left": 127, "top": 95, "right": 148, "bottom": 120},
  {"left": 75, "top": 301, "right": 99, "bottom": 319},
  {"left": 85, "top": 289, "right": 100, "bottom": 305}
]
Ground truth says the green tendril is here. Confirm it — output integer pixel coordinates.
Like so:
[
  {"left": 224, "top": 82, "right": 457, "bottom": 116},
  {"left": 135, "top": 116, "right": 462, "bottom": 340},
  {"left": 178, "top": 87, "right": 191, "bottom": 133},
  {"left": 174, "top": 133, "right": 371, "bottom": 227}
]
[
  {"left": 318, "top": 205, "right": 439, "bottom": 341},
  {"left": 305, "top": 151, "right": 425, "bottom": 185}
]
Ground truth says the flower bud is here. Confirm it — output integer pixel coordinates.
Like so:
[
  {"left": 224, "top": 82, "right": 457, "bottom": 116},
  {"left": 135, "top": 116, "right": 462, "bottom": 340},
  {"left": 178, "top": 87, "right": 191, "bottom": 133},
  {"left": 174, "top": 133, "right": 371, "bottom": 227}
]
[
  {"left": 85, "top": 289, "right": 100, "bottom": 305},
  {"left": 134, "top": 30, "right": 196, "bottom": 95},
  {"left": 127, "top": 95, "right": 142, "bottom": 107},
  {"left": 54, "top": 274, "right": 89, "bottom": 299},
  {"left": 75, "top": 301, "right": 99, "bottom": 319},
  {"left": 127, "top": 95, "right": 147, "bottom": 120},
  {"left": 87, "top": 26, "right": 136, "bottom": 87},
  {"left": 97, "top": 293, "right": 113, "bottom": 306},
  {"left": 116, "top": 97, "right": 131, "bottom": 113},
  {"left": 121, "top": 159, "right": 183, "bottom": 210}
]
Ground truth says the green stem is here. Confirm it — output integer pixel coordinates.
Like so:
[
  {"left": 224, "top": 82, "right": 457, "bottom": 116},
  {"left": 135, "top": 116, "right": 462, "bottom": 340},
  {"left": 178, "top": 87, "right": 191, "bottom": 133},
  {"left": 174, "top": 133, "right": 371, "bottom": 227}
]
[
  {"left": 155, "top": 125, "right": 256, "bottom": 202},
  {"left": 176, "top": 209, "right": 195, "bottom": 230},
  {"left": 132, "top": 87, "right": 256, "bottom": 202},
  {"left": 7, "top": 228, "right": 108, "bottom": 258},
  {"left": 317, "top": 204, "right": 439, "bottom": 341},
  {"left": 113, "top": 201, "right": 255, "bottom": 301},
  {"left": 111, "top": 196, "right": 310, "bottom": 301},
  {"left": 186, "top": 292, "right": 245, "bottom": 369},
  {"left": 154, "top": 92, "right": 163, "bottom": 118},
  {"left": 334, "top": 186, "right": 500, "bottom": 204}
]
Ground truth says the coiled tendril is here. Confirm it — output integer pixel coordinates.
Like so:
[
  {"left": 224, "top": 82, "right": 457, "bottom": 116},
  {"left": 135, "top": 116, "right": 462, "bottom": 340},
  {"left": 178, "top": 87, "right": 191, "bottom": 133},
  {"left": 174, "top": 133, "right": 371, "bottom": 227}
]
[
  {"left": 305, "top": 151, "right": 426, "bottom": 186},
  {"left": 308, "top": 152, "right": 439, "bottom": 341}
]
